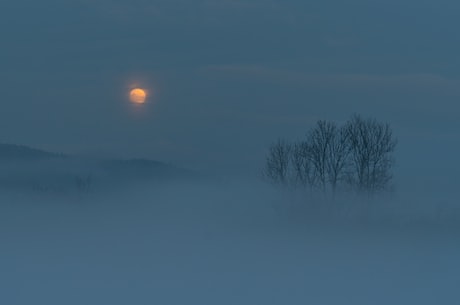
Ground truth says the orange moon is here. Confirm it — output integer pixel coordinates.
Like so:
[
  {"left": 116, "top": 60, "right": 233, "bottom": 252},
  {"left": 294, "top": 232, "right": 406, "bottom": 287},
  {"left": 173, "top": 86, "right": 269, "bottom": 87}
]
[{"left": 129, "top": 88, "right": 147, "bottom": 104}]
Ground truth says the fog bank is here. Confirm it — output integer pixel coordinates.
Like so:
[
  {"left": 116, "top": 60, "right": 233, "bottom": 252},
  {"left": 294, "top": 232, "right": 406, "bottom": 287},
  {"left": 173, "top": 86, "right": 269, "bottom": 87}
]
[{"left": 1, "top": 180, "right": 459, "bottom": 305}]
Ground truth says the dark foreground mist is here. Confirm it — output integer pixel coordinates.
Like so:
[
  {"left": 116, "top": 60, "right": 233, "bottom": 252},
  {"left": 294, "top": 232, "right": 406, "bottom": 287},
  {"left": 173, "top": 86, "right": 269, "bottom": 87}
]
[{"left": 1, "top": 181, "right": 459, "bottom": 305}]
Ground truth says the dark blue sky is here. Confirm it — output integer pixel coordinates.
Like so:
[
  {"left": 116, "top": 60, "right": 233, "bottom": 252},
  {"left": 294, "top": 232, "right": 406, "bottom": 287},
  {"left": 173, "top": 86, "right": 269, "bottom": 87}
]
[{"left": 1, "top": 0, "right": 459, "bottom": 178}]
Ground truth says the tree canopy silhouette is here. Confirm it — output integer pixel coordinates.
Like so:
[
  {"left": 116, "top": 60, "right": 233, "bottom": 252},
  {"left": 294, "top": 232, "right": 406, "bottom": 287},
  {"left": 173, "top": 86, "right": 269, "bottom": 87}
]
[{"left": 263, "top": 114, "right": 397, "bottom": 197}]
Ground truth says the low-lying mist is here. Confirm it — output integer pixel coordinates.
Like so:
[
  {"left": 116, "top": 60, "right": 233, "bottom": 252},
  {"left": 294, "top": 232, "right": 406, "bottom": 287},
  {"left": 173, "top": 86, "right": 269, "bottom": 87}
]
[{"left": 1, "top": 179, "right": 459, "bottom": 305}]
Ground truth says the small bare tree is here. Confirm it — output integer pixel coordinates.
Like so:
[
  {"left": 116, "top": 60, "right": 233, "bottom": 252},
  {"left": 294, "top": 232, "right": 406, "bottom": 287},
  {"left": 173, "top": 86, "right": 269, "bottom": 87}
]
[
  {"left": 75, "top": 174, "right": 92, "bottom": 192},
  {"left": 344, "top": 114, "right": 397, "bottom": 194},
  {"left": 263, "top": 139, "right": 292, "bottom": 186}
]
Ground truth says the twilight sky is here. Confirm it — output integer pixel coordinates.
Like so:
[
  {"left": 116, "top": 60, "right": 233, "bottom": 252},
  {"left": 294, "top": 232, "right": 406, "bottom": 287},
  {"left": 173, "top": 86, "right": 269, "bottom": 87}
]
[{"left": 1, "top": 0, "right": 459, "bottom": 179}]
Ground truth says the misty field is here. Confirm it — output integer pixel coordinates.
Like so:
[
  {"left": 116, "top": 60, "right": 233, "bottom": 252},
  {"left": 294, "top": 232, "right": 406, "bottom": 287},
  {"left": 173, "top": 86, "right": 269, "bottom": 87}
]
[{"left": 1, "top": 181, "right": 459, "bottom": 305}]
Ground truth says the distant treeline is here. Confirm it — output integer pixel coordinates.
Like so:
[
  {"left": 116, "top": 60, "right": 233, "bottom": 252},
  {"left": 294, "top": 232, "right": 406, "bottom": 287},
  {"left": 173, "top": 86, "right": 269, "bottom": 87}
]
[{"left": 263, "top": 114, "right": 397, "bottom": 196}]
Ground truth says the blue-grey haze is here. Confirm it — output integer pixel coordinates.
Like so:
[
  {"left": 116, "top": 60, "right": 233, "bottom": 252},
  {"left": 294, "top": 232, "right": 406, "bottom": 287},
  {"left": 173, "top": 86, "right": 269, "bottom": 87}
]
[
  {"left": 1, "top": 0, "right": 458, "bottom": 181},
  {"left": 1, "top": 2, "right": 459, "bottom": 304}
]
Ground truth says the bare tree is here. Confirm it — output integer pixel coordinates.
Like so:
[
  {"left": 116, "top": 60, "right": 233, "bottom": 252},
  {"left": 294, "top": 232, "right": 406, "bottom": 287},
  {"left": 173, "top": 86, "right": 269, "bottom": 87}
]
[
  {"left": 344, "top": 114, "right": 397, "bottom": 194},
  {"left": 306, "top": 120, "right": 351, "bottom": 195},
  {"left": 326, "top": 124, "right": 350, "bottom": 194},
  {"left": 263, "top": 139, "right": 292, "bottom": 186},
  {"left": 291, "top": 141, "right": 316, "bottom": 190},
  {"left": 307, "top": 120, "right": 336, "bottom": 193}
]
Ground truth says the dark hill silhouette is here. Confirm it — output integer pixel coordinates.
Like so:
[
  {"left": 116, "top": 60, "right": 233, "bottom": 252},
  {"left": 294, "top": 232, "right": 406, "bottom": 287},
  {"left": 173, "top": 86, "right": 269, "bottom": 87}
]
[
  {"left": 0, "top": 143, "right": 199, "bottom": 193},
  {"left": 0, "top": 143, "right": 62, "bottom": 160}
]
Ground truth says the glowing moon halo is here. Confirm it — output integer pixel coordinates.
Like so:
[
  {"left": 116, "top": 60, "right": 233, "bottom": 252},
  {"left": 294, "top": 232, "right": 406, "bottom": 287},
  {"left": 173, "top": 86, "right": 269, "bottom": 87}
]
[{"left": 129, "top": 88, "right": 147, "bottom": 104}]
